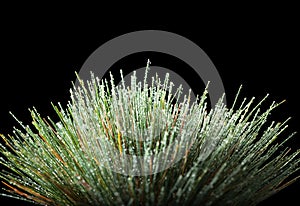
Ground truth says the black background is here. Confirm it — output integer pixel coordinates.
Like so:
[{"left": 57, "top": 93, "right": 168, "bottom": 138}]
[{"left": 0, "top": 8, "right": 299, "bottom": 205}]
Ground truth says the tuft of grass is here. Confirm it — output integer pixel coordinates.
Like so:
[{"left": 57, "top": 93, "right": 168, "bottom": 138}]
[{"left": 0, "top": 64, "right": 299, "bottom": 205}]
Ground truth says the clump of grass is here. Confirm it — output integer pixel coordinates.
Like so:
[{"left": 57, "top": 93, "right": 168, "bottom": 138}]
[{"left": 0, "top": 63, "right": 299, "bottom": 205}]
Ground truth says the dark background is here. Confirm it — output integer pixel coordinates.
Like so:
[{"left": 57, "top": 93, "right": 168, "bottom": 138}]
[{"left": 0, "top": 9, "right": 299, "bottom": 205}]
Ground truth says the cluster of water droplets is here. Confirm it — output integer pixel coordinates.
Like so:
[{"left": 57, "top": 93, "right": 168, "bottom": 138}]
[{"left": 69, "top": 62, "right": 210, "bottom": 176}]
